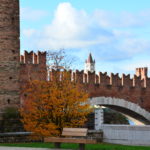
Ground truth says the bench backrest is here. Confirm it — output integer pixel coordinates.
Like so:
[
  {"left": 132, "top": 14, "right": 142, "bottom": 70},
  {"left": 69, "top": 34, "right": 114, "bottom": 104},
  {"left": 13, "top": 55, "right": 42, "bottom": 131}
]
[{"left": 62, "top": 128, "right": 88, "bottom": 137}]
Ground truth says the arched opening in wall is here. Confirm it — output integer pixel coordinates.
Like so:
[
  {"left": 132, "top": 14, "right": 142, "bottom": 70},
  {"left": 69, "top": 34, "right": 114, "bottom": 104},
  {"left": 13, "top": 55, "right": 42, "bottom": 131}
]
[
  {"left": 102, "top": 105, "right": 149, "bottom": 125},
  {"left": 85, "top": 107, "right": 130, "bottom": 130},
  {"left": 93, "top": 104, "right": 150, "bottom": 125},
  {"left": 89, "top": 97, "right": 150, "bottom": 127},
  {"left": 99, "top": 106, "right": 145, "bottom": 125},
  {"left": 103, "top": 107, "right": 130, "bottom": 125}
]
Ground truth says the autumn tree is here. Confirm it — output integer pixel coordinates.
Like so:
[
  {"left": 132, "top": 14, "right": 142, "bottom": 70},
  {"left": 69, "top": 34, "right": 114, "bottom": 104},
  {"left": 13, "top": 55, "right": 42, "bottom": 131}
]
[{"left": 20, "top": 50, "right": 90, "bottom": 138}]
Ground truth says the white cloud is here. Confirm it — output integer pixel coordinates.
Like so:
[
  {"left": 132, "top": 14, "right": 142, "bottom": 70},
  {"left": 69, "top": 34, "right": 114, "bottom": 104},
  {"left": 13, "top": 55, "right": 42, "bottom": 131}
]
[
  {"left": 44, "top": 3, "right": 89, "bottom": 40},
  {"left": 23, "top": 3, "right": 113, "bottom": 50}
]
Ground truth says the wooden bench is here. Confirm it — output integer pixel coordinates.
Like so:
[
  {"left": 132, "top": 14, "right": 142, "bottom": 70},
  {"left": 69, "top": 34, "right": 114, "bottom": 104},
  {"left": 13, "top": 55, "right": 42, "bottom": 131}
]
[{"left": 44, "top": 128, "right": 97, "bottom": 150}]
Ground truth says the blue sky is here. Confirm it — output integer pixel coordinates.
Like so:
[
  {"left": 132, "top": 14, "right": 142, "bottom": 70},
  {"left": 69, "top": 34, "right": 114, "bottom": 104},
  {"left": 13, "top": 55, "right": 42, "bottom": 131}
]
[{"left": 20, "top": 0, "right": 150, "bottom": 76}]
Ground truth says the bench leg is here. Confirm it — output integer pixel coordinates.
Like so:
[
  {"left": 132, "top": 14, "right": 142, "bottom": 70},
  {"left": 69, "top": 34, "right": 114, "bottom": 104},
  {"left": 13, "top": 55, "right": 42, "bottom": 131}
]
[
  {"left": 79, "top": 144, "right": 85, "bottom": 150},
  {"left": 54, "top": 142, "right": 61, "bottom": 148}
]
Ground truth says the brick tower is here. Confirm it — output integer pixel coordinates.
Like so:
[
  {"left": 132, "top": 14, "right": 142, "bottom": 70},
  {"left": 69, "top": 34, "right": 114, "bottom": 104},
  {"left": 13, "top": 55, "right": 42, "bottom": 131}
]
[{"left": 0, "top": 0, "right": 20, "bottom": 110}]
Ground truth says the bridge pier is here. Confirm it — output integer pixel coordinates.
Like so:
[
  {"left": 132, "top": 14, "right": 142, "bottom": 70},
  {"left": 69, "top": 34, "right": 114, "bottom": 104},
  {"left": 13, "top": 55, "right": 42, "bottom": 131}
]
[{"left": 94, "top": 108, "right": 104, "bottom": 130}]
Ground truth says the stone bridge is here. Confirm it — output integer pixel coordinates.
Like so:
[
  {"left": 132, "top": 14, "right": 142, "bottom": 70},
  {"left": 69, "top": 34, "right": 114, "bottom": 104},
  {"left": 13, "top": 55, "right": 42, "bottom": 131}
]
[
  {"left": 89, "top": 97, "right": 150, "bottom": 124},
  {"left": 72, "top": 69, "right": 150, "bottom": 124}
]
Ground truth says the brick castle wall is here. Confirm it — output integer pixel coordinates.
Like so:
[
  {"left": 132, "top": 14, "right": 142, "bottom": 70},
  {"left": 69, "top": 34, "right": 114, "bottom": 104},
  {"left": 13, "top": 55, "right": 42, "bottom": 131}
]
[
  {"left": 50, "top": 69, "right": 150, "bottom": 113},
  {"left": 20, "top": 51, "right": 47, "bottom": 102},
  {"left": 0, "top": 0, "right": 20, "bottom": 110},
  {"left": 20, "top": 51, "right": 47, "bottom": 83}
]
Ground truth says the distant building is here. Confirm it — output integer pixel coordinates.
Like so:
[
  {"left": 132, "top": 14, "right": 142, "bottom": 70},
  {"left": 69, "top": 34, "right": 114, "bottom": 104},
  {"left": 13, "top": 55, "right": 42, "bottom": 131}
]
[{"left": 84, "top": 53, "right": 95, "bottom": 74}]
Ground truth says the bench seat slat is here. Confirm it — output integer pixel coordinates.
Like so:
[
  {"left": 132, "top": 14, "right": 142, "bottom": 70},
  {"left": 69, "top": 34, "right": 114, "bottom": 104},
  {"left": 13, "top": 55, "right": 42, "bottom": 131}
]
[
  {"left": 44, "top": 137, "right": 97, "bottom": 144},
  {"left": 62, "top": 131, "right": 87, "bottom": 137},
  {"left": 63, "top": 128, "right": 88, "bottom": 133}
]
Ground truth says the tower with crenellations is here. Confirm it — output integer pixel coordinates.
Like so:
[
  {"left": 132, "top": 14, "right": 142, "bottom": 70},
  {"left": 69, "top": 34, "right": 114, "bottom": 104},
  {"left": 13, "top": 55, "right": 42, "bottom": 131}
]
[{"left": 0, "top": 0, "right": 20, "bottom": 110}]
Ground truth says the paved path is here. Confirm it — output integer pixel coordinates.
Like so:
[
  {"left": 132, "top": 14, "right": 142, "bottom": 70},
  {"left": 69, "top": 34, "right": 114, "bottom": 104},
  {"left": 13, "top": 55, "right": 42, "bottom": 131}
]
[{"left": 0, "top": 147, "right": 72, "bottom": 150}]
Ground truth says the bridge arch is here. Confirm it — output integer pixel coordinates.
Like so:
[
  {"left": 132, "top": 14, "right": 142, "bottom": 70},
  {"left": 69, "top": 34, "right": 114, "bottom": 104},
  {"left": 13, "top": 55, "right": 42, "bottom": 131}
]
[{"left": 89, "top": 97, "right": 150, "bottom": 124}]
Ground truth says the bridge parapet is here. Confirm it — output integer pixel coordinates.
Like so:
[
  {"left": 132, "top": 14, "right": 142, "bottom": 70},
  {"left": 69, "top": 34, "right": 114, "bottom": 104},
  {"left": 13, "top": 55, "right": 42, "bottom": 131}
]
[
  {"left": 87, "top": 71, "right": 96, "bottom": 84},
  {"left": 133, "top": 75, "right": 143, "bottom": 88},
  {"left": 49, "top": 69, "right": 150, "bottom": 89},
  {"left": 99, "top": 72, "right": 110, "bottom": 86},
  {"left": 122, "top": 74, "right": 132, "bottom": 87},
  {"left": 48, "top": 69, "right": 150, "bottom": 112},
  {"left": 110, "top": 73, "right": 121, "bottom": 87},
  {"left": 75, "top": 70, "right": 84, "bottom": 83}
]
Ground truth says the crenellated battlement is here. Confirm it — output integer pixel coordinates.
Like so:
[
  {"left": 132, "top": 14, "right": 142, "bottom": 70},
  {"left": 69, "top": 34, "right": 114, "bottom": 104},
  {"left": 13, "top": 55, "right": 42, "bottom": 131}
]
[
  {"left": 99, "top": 72, "right": 110, "bottom": 86},
  {"left": 49, "top": 69, "right": 150, "bottom": 89},
  {"left": 20, "top": 51, "right": 47, "bottom": 83},
  {"left": 133, "top": 75, "right": 143, "bottom": 88},
  {"left": 110, "top": 73, "right": 121, "bottom": 87},
  {"left": 48, "top": 68, "right": 150, "bottom": 113},
  {"left": 20, "top": 51, "right": 149, "bottom": 92},
  {"left": 75, "top": 70, "right": 84, "bottom": 83},
  {"left": 121, "top": 74, "right": 132, "bottom": 87},
  {"left": 20, "top": 51, "right": 46, "bottom": 65}
]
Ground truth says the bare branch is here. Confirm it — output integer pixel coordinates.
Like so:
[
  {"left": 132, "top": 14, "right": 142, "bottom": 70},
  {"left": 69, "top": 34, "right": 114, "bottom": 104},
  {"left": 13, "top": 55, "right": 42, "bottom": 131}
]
[{"left": 46, "top": 49, "right": 76, "bottom": 71}]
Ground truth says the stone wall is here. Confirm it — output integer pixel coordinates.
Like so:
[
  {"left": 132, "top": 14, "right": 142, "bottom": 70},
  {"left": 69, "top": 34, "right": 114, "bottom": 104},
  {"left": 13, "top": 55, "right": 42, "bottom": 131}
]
[{"left": 100, "top": 125, "right": 150, "bottom": 146}]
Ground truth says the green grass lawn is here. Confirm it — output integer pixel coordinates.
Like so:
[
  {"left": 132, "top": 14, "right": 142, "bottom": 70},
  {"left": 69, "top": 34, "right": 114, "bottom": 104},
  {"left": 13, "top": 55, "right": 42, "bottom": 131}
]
[{"left": 0, "top": 142, "right": 149, "bottom": 150}]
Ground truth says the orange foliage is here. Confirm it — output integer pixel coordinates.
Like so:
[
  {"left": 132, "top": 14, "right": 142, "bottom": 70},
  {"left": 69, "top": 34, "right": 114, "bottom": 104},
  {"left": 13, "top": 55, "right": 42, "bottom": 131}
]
[{"left": 20, "top": 71, "right": 91, "bottom": 137}]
